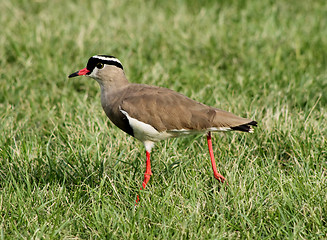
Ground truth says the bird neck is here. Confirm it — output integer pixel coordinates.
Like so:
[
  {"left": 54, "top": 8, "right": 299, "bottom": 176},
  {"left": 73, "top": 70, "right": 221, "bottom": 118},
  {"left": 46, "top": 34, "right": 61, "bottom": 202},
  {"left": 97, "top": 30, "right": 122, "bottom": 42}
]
[
  {"left": 98, "top": 71, "right": 130, "bottom": 110},
  {"left": 96, "top": 68, "right": 129, "bottom": 91}
]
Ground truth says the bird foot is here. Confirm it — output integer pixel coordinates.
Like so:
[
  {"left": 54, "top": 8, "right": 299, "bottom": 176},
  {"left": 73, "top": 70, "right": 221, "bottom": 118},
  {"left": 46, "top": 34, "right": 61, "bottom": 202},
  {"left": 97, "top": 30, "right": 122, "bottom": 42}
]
[
  {"left": 214, "top": 173, "right": 227, "bottom": 184},
  {"left": 135, "top": 172, "right": 153, "bottom": 205},
  {"left": 135, "top": 195, "right": 140, "bottom": 206}
]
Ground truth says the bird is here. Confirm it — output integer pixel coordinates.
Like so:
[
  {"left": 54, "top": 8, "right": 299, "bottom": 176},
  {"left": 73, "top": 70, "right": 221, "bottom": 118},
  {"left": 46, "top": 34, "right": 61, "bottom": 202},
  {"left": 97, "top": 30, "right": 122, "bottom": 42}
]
[{"left": 69, "top": 55, "right": 257, "bottom": 203}]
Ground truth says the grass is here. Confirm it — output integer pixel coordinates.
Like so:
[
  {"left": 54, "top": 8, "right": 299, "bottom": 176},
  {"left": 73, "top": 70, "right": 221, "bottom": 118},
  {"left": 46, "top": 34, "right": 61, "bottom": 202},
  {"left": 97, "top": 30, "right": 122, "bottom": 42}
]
[{"left": 1, "top": 0, "right": 326, "bottom": 239}]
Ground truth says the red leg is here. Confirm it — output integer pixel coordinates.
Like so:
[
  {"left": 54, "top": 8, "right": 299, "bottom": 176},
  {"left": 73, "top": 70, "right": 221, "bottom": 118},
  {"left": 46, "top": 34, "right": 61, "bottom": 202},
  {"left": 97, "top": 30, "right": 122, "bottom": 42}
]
[
  {"left": 141, "top": 151, "right": 152, "bottom": 189},
  {"left": 135, "top": 150, "right": 152, "bottom": 204},
  {"left": 206, "top": 132, "right": 226, "bottom": 183}
]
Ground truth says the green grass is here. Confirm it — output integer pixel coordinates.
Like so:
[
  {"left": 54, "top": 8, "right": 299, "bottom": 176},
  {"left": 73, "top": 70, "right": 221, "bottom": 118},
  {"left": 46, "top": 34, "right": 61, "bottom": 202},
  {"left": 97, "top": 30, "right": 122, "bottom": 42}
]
[{"left": 1, "top": 0, "right": 327, "bottom": 239}]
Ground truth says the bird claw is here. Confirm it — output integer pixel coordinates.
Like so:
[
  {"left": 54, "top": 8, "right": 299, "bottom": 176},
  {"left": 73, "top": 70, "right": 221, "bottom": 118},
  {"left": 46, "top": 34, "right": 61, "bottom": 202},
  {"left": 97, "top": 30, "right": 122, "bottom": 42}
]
[{"left": 214, "top": 174, "right": 228, "bottom": 185}]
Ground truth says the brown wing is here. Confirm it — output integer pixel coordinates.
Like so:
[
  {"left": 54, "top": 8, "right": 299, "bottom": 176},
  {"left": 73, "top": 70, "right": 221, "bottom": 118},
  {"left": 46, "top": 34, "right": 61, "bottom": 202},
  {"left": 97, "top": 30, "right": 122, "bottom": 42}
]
[{"left": 120, "top": 84, "right": 256, "bottom": 132}]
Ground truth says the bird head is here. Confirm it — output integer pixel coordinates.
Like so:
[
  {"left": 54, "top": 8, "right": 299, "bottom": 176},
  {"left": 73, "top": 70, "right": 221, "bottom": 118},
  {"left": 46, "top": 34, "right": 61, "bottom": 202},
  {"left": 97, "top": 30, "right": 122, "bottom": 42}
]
[{"left": 68, "top": 55, "right": 124, "bottom": 83}]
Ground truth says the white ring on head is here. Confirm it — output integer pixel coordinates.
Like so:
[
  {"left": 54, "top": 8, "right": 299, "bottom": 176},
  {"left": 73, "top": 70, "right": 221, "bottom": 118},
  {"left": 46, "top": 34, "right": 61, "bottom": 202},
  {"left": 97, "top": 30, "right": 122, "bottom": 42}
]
[{"left": 93, "top": 55, "right": 122, "bottom": 65}]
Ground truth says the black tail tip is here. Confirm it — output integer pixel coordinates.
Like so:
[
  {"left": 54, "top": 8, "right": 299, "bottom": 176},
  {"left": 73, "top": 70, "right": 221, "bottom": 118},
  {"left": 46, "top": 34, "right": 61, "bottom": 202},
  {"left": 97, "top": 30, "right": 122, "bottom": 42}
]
[
  {"left": 231, "top": 120, "right": 257, "bottom": 133},
  {"left": 249, "top": 120, "right": 258, "bottom": 127}
]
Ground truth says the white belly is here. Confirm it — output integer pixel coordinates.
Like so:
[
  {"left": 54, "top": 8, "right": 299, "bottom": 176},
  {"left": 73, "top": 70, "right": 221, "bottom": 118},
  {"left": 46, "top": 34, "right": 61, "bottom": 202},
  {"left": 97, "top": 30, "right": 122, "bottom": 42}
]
[{"left": 120, "top": 109, "right": 173, "bottom": 142}]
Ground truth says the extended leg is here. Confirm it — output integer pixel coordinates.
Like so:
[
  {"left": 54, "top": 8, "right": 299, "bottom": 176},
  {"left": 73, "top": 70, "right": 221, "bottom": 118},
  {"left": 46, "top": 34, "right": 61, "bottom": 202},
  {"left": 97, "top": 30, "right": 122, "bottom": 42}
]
[
  {"left": 136, "top": 141, "right": 154, "bottom": 204},
  {"left": 141, "top": 150, "right": 152, "bottom": 189},
  {"left": 206, "top": 132, "right": 226, "bottom": 183},
  {"left": 135, "top": 151, "right": 152, "bottom": 204}
]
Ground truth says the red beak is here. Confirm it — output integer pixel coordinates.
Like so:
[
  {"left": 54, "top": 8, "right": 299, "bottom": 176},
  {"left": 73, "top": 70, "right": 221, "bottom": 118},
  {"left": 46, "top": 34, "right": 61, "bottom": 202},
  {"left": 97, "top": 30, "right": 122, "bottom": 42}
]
[{"left": 68, "top": 68, "right": 90, "bottom": 78}]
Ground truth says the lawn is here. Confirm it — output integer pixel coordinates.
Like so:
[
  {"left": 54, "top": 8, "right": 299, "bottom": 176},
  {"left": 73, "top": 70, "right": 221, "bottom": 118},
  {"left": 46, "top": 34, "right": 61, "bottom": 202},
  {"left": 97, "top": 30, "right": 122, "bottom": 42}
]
[{"left": 0, "top": 0, "right": 326, "bottom": 239}]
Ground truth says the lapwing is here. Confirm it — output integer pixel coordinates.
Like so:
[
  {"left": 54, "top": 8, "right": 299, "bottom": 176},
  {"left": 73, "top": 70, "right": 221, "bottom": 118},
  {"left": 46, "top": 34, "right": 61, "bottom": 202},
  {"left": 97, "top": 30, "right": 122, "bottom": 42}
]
[{"left": 69, "top": 55, "right": 257, "bottom": 203}]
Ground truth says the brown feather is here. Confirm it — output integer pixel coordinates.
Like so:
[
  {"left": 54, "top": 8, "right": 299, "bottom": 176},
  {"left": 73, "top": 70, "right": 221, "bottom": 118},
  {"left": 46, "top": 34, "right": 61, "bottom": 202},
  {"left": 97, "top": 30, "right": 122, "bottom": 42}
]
[{"left": 102, "top": 84, "right": 254, "bottom": 134}]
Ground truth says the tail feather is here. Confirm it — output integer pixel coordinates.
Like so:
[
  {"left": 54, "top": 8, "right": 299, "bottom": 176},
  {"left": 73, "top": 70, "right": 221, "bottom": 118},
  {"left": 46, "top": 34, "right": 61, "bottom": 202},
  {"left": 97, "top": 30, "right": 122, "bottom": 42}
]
[{"left": 230, "top": 120, "right": 257, "bottom": 133}]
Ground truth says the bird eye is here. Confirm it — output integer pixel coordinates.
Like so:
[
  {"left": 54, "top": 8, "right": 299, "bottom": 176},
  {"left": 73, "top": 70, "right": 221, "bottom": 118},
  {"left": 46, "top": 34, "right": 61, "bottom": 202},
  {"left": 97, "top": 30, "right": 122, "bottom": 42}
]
[{"left": 96, "top": 62, "right": 104, "bottom": 69}]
